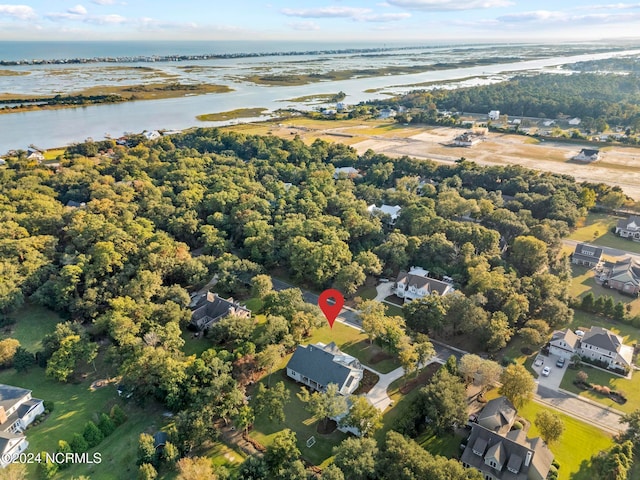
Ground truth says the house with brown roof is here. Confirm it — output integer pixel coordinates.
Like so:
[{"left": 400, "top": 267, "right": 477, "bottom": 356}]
[
  {"left": 603, "top": 257, "right": 640, "bottom": 296},
  {"left": 615, "top": 215, "right": 640, "bottom": 240},
  {"left": 189, "top": 292, "right": 251, "bottom": 331},
  {"left": 395, "top": 266, "right": 454, "bottom": 303},
  {"left": 571, "top": 243, "right": 603, "bottom": 268},
  {"left": 461, "top": 423, "right": 554, "bottom": 480}
]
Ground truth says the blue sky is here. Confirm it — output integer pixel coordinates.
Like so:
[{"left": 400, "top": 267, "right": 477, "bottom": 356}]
[{"left": 1, "top": 1, "right": 640, "bottom": 41}]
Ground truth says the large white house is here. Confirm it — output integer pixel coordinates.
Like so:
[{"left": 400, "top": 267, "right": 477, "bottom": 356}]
[
  {"left": 286, "top": 342, "right": 363, "bottom": 396},
  {"left": 549, "top": 327, "right": 633, "bottom": 373},
  {"left": 0, "top": 385, "right": 45, "bottom": 467},
  {"left": 615, "top": 215, "right": 640, "bottom": 240},
  {"left": 367, "top": 204, "right": 402, "bottom": 226},
  {"left": 395, "top": 267, "right": 454, "bottom": 303}
]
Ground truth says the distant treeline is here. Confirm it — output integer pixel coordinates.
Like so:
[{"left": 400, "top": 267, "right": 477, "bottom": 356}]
[{"left": 0, "top": 94, "right": 123, "bottom": 109}]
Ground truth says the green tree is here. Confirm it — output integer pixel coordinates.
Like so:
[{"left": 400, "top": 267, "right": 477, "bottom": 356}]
[
  {"left": 234, "top": 405, "right": 255, "bottom": 435},
  {"left": 251, "top": 274, "right": 273, "bottom": 300},
  {"left": 69, "top": 433, "right": 88, "bottom": 453},
  {"left": 420, "top": 368, "right": 467, "bottom": 433},
  {"left": 358, "top": 299, "right": 387, "bottom": 344},
  {"left": 581, "top": 292, "right": 595, "bottom": 312},
  {"left": 486, "top": 311, "right": 513, "bottom": 352},
  {"left": 603, "top": 296, "right": 615, "bottom": 317},
  {"left": 297, "top": 383, "right": 348, "bottom": 430},
  {"left": 332, "top": 437, "right": 378, "bottom": 480},
  {"left": 161, "top": 441, "right": 180, "bottom": 469},
  {"left": 499, "top": 364, "right": 536, "bottom": 408},
  {"left": 110, "top": 404, "right": 127, "bottom": 426},
  {"left": 45, "top": 334, "right": 97, "bottom": 382},
  {"left": 256, "top": 344, "right": 284, "bottom": 386},
  {"left": 614, "top": 301, "right": 626, "bottom": 322},
  {"left": 254, "top": 381, "right": 290, "bottom": 423},
  {"left": 137, "top": 463, "right": 158, "bottom": 480},
  {"left": 83, "top": 420, "right": 104, "bottom": 448},
  {"left": 97, "top": 413, "right": 116, "bottom": 437},
  {"left": 334, "top": 262, "right": 366, "bottom": 296},
  {"left": 264, "top": 429, "right": 300, "bottom": 474},
  {"left": 321, "top": 464, "right": 345, "bottom": 480},
  {"left": 12, "top": 347, "right": 34, "bottom": 373},
  {"left": 340, "top": 396, "right": 382, "bottom": 437},
  {"left": 0, "top": 338, "right": 19, "bottom": 367},
  {"left": 534, "top": 411, "right": 565, "bottom": 444},
  {"left": 510, "top": 235, "right": 548, "bottom": 276},
  {"left": 137, "top": 433, "right": 157, "bottom": 466},
  {"left": 56, "top": 440, "right": 72, "bottom": 470}
]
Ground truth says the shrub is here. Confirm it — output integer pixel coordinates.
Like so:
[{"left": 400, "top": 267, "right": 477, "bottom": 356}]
[
  {"left": 83, "top": 421, "right": 104, "bottom": 448},
  {"left": 43, "top": 400, "right": 54, "bottom": 413},
  {"left": 576, "top": 371, "right": 588, "bottom": 384},
  {"left": 98, "top": 413, "right": 116, "bottom": 437},
  {"left": 110, "top": 404, "right": 127, "bottom": 426},
  {"left": 592, "top": 385, "right": 603, "bottom": 393},
  {"left": 138, "top": 463, "right": 158, "bottom": 480},
  {"left": 600, "top": 386, "right": 611, "bottom": 395},
  {"left": 511, "top": 421, "right": 523, "bottom": 430},
  {"left": 70, "top": 433, "right": 88, "bottom": 453},
  {"left": 552, "top": 459, "right": 560, "bottom": 469}
]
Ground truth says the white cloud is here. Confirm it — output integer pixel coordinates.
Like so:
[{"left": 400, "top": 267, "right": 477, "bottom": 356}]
[
  {"left": 387, "top": 0, "right": 512, "bottom": 11},
  {"left": 0, "top": 4, "right": 36, "bottom": 20},
  {"left": 92, "top": 0, "right": 116, "bottom": 4},
  {"left": 84, "top": 13, "right": 126, "bottom": 24},
  {"left": 67, "top": 4, "right": 87, "bottom": 15},
  {"left": 281, "top": 6, "right": 371, "bottom": 18},
  {"left": 360, "top": 12, "right": 411, "bottom": 22},
  {"left": 495, "top": 9, "right": 640, "bottom": 25},
  {"left": 582, "top": 2, "right": 640, "bottom": 9},
  {"left": 287, "top": 20, "right": 320, "bottom": 31}
]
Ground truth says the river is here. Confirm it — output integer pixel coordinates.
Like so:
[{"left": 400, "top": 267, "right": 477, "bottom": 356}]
[{"left": 2, "top": 48, "right": 639, "bottom": 152}]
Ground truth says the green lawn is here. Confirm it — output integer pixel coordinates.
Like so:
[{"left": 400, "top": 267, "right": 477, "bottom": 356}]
[
  {"left": 560, "top": 366, "right": 640, "bottom": 414},
  {"left": 306, "top": 322, "right": 400, "bottom": 374},
  {"left": 570, "top": 310, "right": 640, "bottom": 345},
  {"left": 5, "top": 303, "right": 62, "bottom": 352},
  {"left": 249, "top": 372, "right": 347, "bottom": 468},
  {"left": 415, "top": 428, "right": 463, "bottom": 459},
  {"left": 485, "top": 390, "right": 613, "bottom": 480},
  {"left": 569, "top": 212, "right": 640, "bottom": 255},
  {"left": 569, "top": 265, "right": 640, "bottom": 315}
]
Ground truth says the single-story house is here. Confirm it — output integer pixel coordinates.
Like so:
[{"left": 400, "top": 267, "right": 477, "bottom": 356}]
[
  {"left": 143, "top": 130, "right": 161, "bottom": 141},
  {"left": 568, "top": 117, "right": 582, "bottom": 126},
  {"left": 454, "top": 132, "right": 483, "bottom": 147},
  {"left": 615, "top": 216, "right": 640, "bottom": 239},
  {"left": 477, "top": 396, "right": 516, "bottom": 435},
  {"left": 573, "top": 149, "right": 600, "bottom": 162},
  {"left": 0, "top": 385, "right": 45, "bottom": 468},
  {"left": 378, "top": 108, "right": 396, "bottom": 119},
  {"left": 286, "top": 342, "right": 363, "bottom": 395},
  {"left": 395, "top": 267, "right": 454, "bottom": 303},
  {"left": 65, "top": 200, "right": 87, "bottom": 209},
  {"left": 571, "top": 243, "right": 603, "bottom": 268},
  {"left": 461, "top": 423, "right": 554, "bottom": 480},
  {"left": 488, "top": 110, "right": 500, "bottom": 120},
  {"left": 333, "top": 166, "right": 361, "bottom": 180},
  {"left": 604, "top": 257, "right": 640, "bottom": 296},
  {"left": 368, "top": 204, "right": 401, "bottom": 226},
  {"left": 549, "top": 329, "right": 580, "bottom": 360},
  {"left": 189, "top": 292, "right": 251, "bottom": 331}
]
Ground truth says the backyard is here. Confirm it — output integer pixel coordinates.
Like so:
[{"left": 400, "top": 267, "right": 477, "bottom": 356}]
[
  {"left": 569, "top": 264, "right": 640, "bottom": 315},
  {"left": 568, "top": 212, "right": 640, "bottom": 255}
]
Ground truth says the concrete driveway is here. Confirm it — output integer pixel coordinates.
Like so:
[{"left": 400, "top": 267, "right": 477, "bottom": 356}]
[{"left": 532, "top": 353, "right": 567, "bottom": 391}]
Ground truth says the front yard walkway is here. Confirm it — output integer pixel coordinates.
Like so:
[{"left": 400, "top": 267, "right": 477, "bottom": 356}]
[{"left": 364, "top": 365, "right": 404, "bottom": 411}]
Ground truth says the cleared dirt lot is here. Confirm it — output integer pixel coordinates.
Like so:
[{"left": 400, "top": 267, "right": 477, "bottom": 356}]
[{"left": 226, "top": 119, "right": 640, "bottom": 199}]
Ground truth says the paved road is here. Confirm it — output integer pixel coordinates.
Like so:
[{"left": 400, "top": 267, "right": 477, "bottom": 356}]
[
  {"left": 536, "top": 385, "right": 626, "bottom": 435},
  {"left": 562, "top": 238, "right": 640, "bottom": 260},
  {"left": 271, "top": 278, "right": 362, "bottom": 327}
]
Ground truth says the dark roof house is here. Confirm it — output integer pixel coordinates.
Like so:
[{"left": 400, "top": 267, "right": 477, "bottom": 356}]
[
  {"left": 573, "top": 149, "right": 600, "bottom": 162},
  {"left": 477, "top": 396, "right": 517, "bottom": 435},
  {"left": 571, "top": 243, "right": 603, "bottom": 267},
  {"left": 461, "top": 424, "right": 554, "bottom": 480},
  {"left": 286, "top": 342, "right": 363, "bottom": 395},
  {"left": 190, "top": 292, "right": 251, "bottom": 331}
]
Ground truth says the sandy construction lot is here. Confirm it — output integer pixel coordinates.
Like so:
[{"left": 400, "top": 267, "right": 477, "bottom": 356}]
[{"left": 228, "top": 120, "right": 640, "bottom": 199}]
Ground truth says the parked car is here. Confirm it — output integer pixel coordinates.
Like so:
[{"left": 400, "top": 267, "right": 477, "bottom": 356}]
[
  {"left": 556, "top": 357, "right": 566, "bottom": 368},
  {"left": 534, "top": 357, "right": 544, "bottom": 367},
  {"left": 541, "top": 366, "right": 551, "bottom": 377}
]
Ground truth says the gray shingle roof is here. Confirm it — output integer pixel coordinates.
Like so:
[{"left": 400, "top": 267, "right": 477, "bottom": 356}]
[
  {"left": 286, "top": 343, "right": 361, "bottom": 390},
  {"left": 572, "top": 243, "right": 603, "bottom": 262},
  {"left": 609, "top": 257, "right": 640, "bottom": 286},
  {"left": 581, "top": 326, "right": 621, "bottom": 352},
  {"left": 396, "top": 272, "right": 452, "bottom": 296},
  {"left": 478, "top": 396, "right": 517, "bottom": 433},
  {"left": 0, "top": 385, "right": 30, "bottom": 415}
]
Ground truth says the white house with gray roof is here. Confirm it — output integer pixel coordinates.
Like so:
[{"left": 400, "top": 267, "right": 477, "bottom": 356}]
[
  {"left": 549, "top": 329, "right": 581, "bottom": 360},
  {"left": 0, "top": 385, "right": 44, "bottom": 467},
  {"left": 189, "top": 292, "right": 251, "bottom": 331},
  {"left": 615, "top": 215, "right": 640, "bottom": 239},
  {"left": 367, "top": 204, "right": 402, "bottom": 226},
  {"left": 286, "top": 342, "right": 363, "bottom": 395},
  {"left": 395, "top": 266, "right": 454, "bottom": 303},
  {"left": 571, "top": 243, "right": 603, "bottom": 268}
]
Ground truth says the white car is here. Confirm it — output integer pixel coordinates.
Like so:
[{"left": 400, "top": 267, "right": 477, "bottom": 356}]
[
  {"left": 534, "top": 357, "right": 544, "bottom": 367},
  {"left": 541, "top": 367, "right": 551, "bottom": 377}
]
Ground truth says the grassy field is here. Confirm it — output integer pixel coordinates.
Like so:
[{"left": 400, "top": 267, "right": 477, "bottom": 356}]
[
  {"left": 44, "top": 148, "right": 65, "bottom": 160},
  {"left": 570, "top": 310, "right": 640, "bottom": 345},
  {"left": 5, "top": 303, "right": 62, "bottom": 352},
  {"left": 249, "top": 372, "right": 347, "bottom": 468},
  {"left": 569, "top": 212, "right": 640, "bottom": 254},
  {"left": 415, "top": 427, "right": 463, "bottom": 459},
  {"left": 569, "top": 265, "right": 640, "bottom": 315},
  {"left": 560, "top": 366, "right": 640, "bottom": 414},
  {"left": 197, "top": 108, "right": 268, "bottom": 122},
  {"left": 485, "top": 390, "right": 613, "bottom": 480}
]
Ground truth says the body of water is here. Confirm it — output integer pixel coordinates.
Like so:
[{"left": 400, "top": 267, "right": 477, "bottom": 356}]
[{"left": 1, "top": 45, "right": 639, "bottom": 152}]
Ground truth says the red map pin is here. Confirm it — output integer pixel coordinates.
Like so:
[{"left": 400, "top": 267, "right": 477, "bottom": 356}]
[{"left": 318, "top": 289, "right": 344, "bottom": 328}]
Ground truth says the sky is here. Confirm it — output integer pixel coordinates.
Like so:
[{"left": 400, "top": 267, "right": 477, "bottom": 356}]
[{"left": 2, "top": 1, "right": 640, "bottom": 42}]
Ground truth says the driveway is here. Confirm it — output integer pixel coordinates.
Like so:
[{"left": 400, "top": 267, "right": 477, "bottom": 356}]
[
  {"left": 532, "top": 352, "right": 567, "bottom": 391},
  {"left": 364, "top": 366, "right": 405, "bottom": 411}
]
